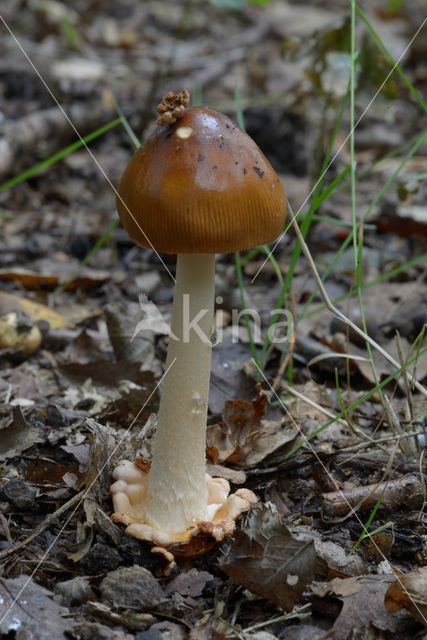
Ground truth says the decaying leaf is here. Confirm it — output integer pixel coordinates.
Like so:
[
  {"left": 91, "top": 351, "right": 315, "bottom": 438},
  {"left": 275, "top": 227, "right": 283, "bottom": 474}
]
[
  {"left": 104, "top": 300, "right": 156, "bottom": 371},
  {"left": 0, "top": 291, "right": 71, "bottom": 329},
  {"left": 68, "top": 620, "right": 134, "bottom": 640},
  {"left": 0, "top": 575, "right": 70, "bottom": 639},
  {"left": 67, "top": 498, "right": 97, "bottom": 562},
  {"left": 78, "top": 420, "right": 122, "bottom": 497},
  {"left": 165, "top": 569, "right": 214, "bottom": 598},
  {"left": 100, "top": 380, "right": 158, "bottom": 425},
  {"left": 206, "top": 389, "right": 298, "bottom": 467},
  {"left": 219, "top": 503, "right": 321, "bottom": 611},
  {"left": 58, "top": 331, "right": 156, "bottom": 403},
  {"left": 0, "top": 266, "right": 109, "bottom": 290},
  {"left": 209, "top": 337, "right": 256, "bottom": 414},
  {"left": 0, "top": 406, "right": 44, "bottom": 461},
  {"left": 291, "top": 525, "right": 367, "bottom": 577},
  {"left": 312, "top": 575, "right": 398, "bottom": 639},
  {"left": 0, "top": 269, "right": 58, "bottom": 289},
  {"left": 85, "top": 600, "right": 155, "bottom": 632},
  {"left": 384, "top": 566, "right": 427, "bottom": 625},
  {"left": 351, "top": 336, "right": 427, "bottom": 387},
  {"left": 376, "top": 202, "right": 427, "bottom": 240},
  {"left": 68, "top": 497, "right": 122, "bottom": 562}
]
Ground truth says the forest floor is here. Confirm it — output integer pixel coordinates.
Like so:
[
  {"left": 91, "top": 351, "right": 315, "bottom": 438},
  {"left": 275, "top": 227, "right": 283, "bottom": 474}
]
[{"left": 0, "top": 0, "right": 427, "bottom": 638}]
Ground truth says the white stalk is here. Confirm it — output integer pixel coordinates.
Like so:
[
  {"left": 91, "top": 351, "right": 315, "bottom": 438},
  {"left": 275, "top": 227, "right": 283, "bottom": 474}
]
[{"left": 146, "top": 253, "right": 215, "bottom": 533}]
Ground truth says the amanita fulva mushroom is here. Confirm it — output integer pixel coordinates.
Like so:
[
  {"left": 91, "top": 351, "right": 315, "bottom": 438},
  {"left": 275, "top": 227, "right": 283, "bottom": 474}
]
[{"left": 111, "top": 90, "right": 286, "bottom": 549}]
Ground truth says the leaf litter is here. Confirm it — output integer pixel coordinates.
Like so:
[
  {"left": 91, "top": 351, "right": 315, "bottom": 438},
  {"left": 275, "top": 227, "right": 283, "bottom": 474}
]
[{"left": 0, "top": 0, "right": 427, "bottom": 637}]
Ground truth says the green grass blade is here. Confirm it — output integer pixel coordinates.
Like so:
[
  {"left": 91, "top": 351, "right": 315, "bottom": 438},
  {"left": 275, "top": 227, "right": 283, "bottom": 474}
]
[
  {"left": 109, "top": 96, "right": 141, "bottom": 150},
  {"left": 355, "top": 3, "right": 427, "bottom": 115},
  {"left": 352, "top": 489, "right": 387, "bottom": 552},
  {"left": 283, "top": 338, "right": 427, "bottom": 456},
  {"left": 299, "top": 127, "right": 427, "bottom": 322},
  {"left": 261, "top": 91, "right": 350, "bottom": 365},
  {"left": 0, "top": 117, "right": 122, "bottom": 193},
  {"left": 304, "top": 250, "right": 427, "bottom": 322}
]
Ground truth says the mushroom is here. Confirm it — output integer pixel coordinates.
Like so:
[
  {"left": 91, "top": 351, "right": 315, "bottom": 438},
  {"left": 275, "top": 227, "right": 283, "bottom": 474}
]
[{"left": 111, "top": 90, "right": 286, "bottom": 548}]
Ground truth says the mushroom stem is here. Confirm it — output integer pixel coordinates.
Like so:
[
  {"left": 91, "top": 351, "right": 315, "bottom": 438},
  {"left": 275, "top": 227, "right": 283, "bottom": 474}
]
[{"left": 146, "top": 253, "right": 216, "bottom": 533}]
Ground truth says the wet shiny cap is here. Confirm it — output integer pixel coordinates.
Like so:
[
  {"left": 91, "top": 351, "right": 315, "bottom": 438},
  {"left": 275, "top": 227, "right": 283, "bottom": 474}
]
[{"left": 117, "top": 91, "right": 286, "bottom": 254}]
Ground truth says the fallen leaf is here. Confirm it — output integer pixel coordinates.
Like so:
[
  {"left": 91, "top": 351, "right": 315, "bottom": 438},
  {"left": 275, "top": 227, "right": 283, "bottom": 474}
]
[
  {"left": 291, "top": 525, "right": 367, "bottom": 577},
  {"left": 219, "top": 503, "right": 322, "bottom": 611},
  {"left": 68, "top": 621, "right": 134, "bottom": 640},
  {"left": 0, "top": 266, "right": 109, "bottom": 290},
  {"left": 384, "top": 567, "right": 427, "bottom": 625},
  {"left": 312, "top": 575, "right": 398, "bottom": 639},
  {"left": 166, "top": 569, "right": 214, "bottom": 598},
  {"left": 351, "top": 336, "right": 427, "bottom": 386},
  {"left": 0, "top": 575, "right": 70, "bottom": 639},
  {"left": 376, "top": 202, "right": 427, "bottom": 240},
  {"left": 0, "top": 268, "right": 58, "bottom": 289},
  {"left": 67, "top": 498, "right": 97, "bottom": 562},
  {"left": 100, "top": 380, "right": 158, "bottom": 425},
  {"left": 58, "top": 332, "right": 156, "bottom": 418},
  {"left": 0, "top": 406, "right": 43, "bottom": 461},
  {"left": 209, "top": 337, "right": 256, "bottom": 414},
  {"left": 104, "top": 300, "right": 156, "bottom": 371},
  {"left": 86, "top": 600, "right": 154, "bottom": 632},
  {"left": 207, "top": 389, "right": 298, "bottom": 467},
  {"left": 279, "top": 625, "right": 325, "bottom": 640}
]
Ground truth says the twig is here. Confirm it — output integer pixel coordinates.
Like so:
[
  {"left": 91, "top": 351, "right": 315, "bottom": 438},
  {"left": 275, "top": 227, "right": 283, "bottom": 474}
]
[
  {"left": 0, "top": 511, "right": 13, "bottom": 545},
  {"left": 337, "top": 430, "right": 421, "bottom": 455},
  {"left": 321, "top": 474, "right": 423, "bottom": 519},
  {"left": 242, "top": 605, "right": 311, "bottom": 633},
  {"left": 291, "top": 211, "right": 427, "bottom": 398},
  {"left": 0, "top": 490, "right": 84, "bottom": 560},
  {"left": 396, "top": 332, "right": 419, "bottom": 456},
  {"left": 271, "top": 289, "right": 297, "bottom": 392},
  {"left": 418, "top": 449, "right": 426, "bottom": 521}
]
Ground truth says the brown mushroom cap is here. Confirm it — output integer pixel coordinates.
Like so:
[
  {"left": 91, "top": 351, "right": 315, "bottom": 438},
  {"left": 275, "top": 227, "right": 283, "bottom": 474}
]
[{"left": 117, "top": 106, "right": 286, "bottom": 254}]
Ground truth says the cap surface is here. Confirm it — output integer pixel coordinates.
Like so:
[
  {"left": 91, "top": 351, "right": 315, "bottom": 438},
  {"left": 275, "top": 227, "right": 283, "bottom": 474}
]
[{"left": 117, "top": 106, "right": 286, "bottom": 254}]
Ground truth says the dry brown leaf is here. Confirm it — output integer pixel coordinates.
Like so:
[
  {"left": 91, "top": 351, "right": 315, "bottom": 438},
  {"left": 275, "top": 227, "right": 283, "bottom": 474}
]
[
  {"left": 0, "top": 576, "right": 70, "bottom": 639},
  {"left": 165, "top": 569, "right": 214, "bottom": 598},
  {"left": 0, "top": 407, "right": 44, "bottom": 461},
  {"left": 0, "top": 267, "right": 109, "bottom": 290},
  {"left": 219, "top": 503, "right": 322, "bottom": 611},
  {"left": 376, "top": 203, "right": 427, "bottom": 240},
  {"left": 209, "top": 337, "right": 256, "bottom": 414},
  {"left": 206, "top": 389, "right": 298, "bottom": 467},
  {"left": 350, "top": 336, "right": 427, "bottom": 386},
  {"left": 291, "top": 525, "right": 367, "bottom": 577},
  {"left": 312, "top": 575, "right": 398, "bottom": 639},
  {"left": 384, "top": 567, "right": 427, "bottom": 625},
  {"left": 0, "top": 269, "right": 58, "bottom": 289}
]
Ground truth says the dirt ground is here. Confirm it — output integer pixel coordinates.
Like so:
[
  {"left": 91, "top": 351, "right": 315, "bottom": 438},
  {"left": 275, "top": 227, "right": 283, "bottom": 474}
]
[{"left": 0, "top": 0, "right": 427, "bottom": 638}]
